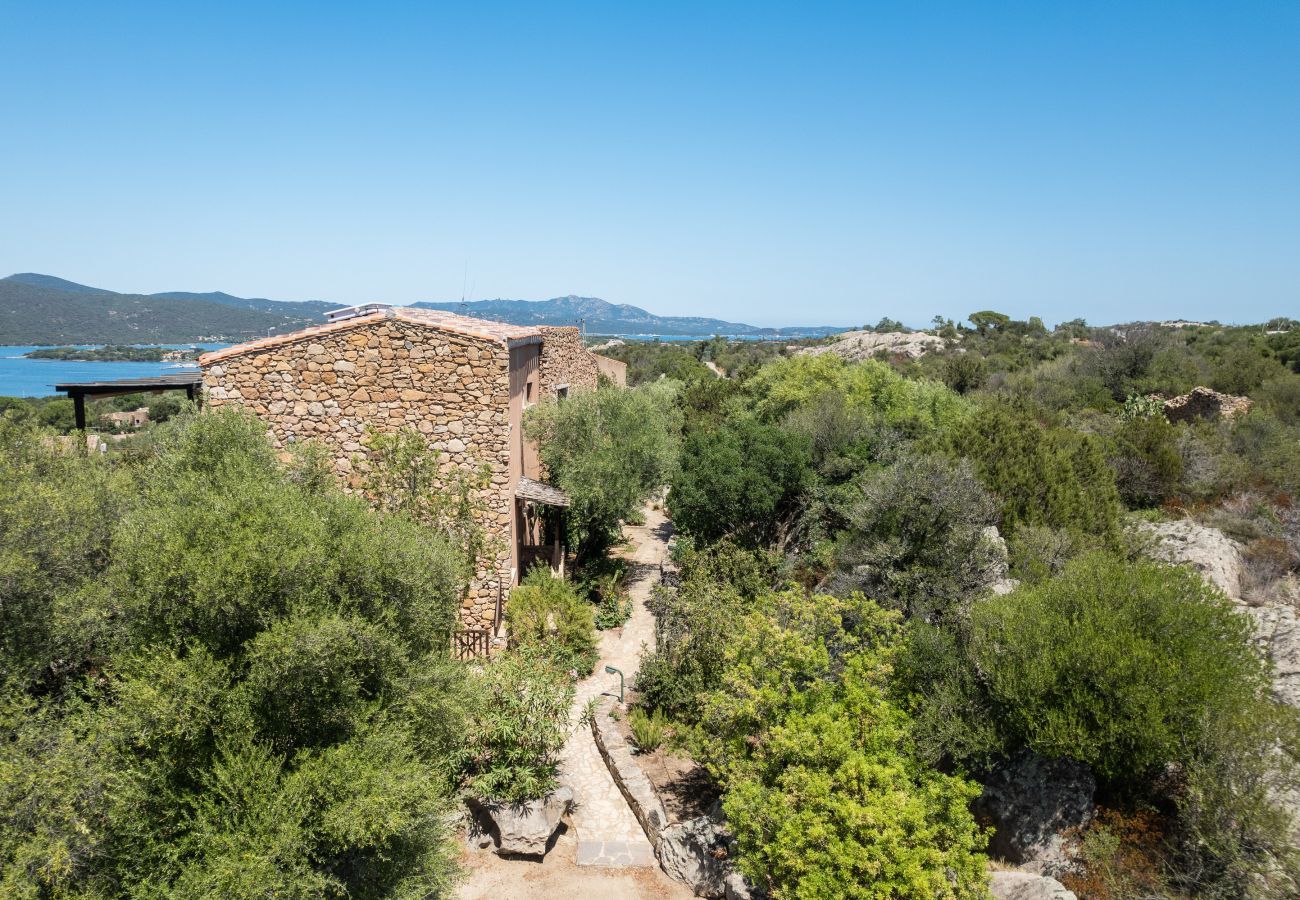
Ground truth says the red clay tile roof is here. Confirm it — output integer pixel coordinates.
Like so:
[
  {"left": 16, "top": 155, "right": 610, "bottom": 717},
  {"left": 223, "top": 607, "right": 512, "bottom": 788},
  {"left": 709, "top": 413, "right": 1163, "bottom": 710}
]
[{"left": 199, "top": 307, "right": 542, "bottom": 366}]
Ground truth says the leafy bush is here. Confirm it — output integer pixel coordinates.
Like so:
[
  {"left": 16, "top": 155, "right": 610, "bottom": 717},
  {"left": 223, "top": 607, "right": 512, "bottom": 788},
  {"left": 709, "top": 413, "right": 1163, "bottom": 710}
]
[
  {"left": 462, "top": 651, "right": 574, "bottom": 803},
  {"left": 0, "top": 408, "right": 468, "bottom": 897},
  {"left": 1006, "top": 524, "right": 1095, "bottom": 585},
  {"left": 628, "top": 706, "right": 668, "bottom": 752},
  {"left": 947, "top": 399, "right": 1121, "bottom": 540},
  {"left": 829, "top": 452, "right": 1000, "bottom": 621},
  {"left": 971, "top": 552, "right": 1268, "bottom": 781},
  {"left": 1110, "top": 413, "right": 1184, "bottom": 509},
  {"left": 593, "top": 591, "right": 632, "bottom": 630},
  {"left": 744, "top": 353, "right": 969, "bottom": 435},
  {"left": 507, "top": 567, "right": 599, "bottom": 675},
  {"left": 670, "top": 415, "right": 813, "bottom": 547},
  {"left": 695, "top": 590, "right": 988, "bottom": 899},
  {"left": 636, "top": 541, "right": 780, "bottom": 720},
  {"left": 580, "top": 558, "right": 632, "bottom": 629}
]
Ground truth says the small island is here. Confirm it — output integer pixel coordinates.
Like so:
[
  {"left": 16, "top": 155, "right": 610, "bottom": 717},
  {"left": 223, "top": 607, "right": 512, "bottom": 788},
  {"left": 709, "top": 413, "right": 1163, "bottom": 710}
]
[{"left": 24, "top": 345, "right": 198, "bottom": 363}]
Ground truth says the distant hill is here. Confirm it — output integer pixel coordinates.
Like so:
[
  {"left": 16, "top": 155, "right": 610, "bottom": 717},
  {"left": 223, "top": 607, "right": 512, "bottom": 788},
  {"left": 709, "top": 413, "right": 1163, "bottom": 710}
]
[
  {"left": 0, "top": 273, "right": 840, "bottom": 344},
  {"left": 415, "top": 296, "right": 839, "bottom": 337},
  {"left": 0, "top": 275, "right": 327, "bottom": 344}
]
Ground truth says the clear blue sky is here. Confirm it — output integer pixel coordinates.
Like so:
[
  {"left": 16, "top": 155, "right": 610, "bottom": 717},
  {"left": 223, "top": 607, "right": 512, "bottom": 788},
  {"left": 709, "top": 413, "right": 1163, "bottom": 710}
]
[{"left": 2, "top": 1, "right": 1297, "bottom": 327}]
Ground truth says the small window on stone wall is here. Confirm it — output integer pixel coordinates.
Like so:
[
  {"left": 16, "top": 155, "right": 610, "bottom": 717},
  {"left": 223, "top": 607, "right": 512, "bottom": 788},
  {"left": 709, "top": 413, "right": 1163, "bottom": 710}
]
[
  {"left": 524, "top": 380, "right": 535, "bottom": 408},
  {"left": 556, "top": 384, "right": 569, "bottom": 400}
]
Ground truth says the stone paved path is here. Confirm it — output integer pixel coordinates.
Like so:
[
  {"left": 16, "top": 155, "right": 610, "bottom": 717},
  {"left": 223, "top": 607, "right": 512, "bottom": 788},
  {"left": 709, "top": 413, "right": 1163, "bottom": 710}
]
[{"left": 559, "top": 504, "right": 672, "bottom": 867}]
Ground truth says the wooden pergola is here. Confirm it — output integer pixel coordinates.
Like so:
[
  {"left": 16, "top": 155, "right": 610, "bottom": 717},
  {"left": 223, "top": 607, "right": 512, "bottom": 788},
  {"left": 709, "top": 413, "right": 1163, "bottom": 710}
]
[{"left": 54, "top": 373, "right": 203, "bottom": 431}]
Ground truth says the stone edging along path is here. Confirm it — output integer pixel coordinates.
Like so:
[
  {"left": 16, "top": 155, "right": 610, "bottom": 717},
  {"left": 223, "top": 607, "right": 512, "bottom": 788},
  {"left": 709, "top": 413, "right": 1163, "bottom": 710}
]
[{"left": 590, "top": 695, "right": 671, "bottom": 849}]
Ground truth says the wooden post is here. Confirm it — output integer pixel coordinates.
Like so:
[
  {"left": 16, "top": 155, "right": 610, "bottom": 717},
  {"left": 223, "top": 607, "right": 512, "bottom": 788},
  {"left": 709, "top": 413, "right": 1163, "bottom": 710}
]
[{"left": 72, "top": 393, "right": 86, "bottom": 431}]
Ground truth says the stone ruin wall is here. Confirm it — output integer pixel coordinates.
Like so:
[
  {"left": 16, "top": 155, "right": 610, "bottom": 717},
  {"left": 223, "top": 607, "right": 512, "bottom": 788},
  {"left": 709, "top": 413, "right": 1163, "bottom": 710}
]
[
  {"left": 594, "top": 354, "right": 627, "bottom": 386},
  {"left": 537, "top": 326, "right": 600, "bottom": 398},
  {"left": 202, "top": 318, "right": 514, "bottom": 630},
  {"left": 1163, "top": 386, "right": 1254, "bottom": 424}
]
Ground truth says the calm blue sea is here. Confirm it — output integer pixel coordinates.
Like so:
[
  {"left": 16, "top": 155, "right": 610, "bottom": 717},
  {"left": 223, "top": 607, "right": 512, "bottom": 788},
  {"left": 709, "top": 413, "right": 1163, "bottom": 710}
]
[
  {"left": 0, "top": 333, "right": 804, "bottom": 397},
  {"left": 0, "top": 346, "right": 229, "bottom": 398}
]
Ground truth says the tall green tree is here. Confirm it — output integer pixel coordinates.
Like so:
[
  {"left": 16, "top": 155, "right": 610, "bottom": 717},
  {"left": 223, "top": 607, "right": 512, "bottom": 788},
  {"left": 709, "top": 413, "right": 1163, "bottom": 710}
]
[{"left": 525, "top": 382, "right": 681, "bottom": 562}]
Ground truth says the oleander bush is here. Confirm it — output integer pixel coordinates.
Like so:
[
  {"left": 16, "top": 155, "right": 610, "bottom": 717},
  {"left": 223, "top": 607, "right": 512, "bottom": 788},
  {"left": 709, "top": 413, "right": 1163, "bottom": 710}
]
[{"left": 461, "top": 650, "right": 574, "bottom": 803}]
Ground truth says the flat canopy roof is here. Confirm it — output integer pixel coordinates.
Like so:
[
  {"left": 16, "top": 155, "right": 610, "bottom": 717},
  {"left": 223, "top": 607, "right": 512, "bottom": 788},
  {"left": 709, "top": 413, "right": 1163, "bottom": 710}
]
[
  {"left": 54, "top": 373, "right": 203, "bottom": 430},
  {"left": 54, "top": 373, "right": 203, "bottom": 396}
]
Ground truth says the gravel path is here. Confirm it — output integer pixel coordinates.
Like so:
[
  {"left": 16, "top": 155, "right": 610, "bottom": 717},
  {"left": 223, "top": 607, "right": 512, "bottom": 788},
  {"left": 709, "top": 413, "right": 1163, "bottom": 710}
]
[
  {"left": 560, "top": 505, "right": 671, "bottom": 866},
  {"left": 458, "top": 504, "right": 685, "bottom": 897}
]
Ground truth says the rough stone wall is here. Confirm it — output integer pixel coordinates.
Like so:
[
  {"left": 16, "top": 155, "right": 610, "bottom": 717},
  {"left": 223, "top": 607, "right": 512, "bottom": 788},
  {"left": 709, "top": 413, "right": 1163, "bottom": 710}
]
[
  {"left": 1164, "top": 386, "right": 1253, "bottom": 424},
  {"left": 202, "top": 317, "right": 514, "bottom": 629},
  {"left": 537, "top": 326, "right": 600, "bottom": 398}
]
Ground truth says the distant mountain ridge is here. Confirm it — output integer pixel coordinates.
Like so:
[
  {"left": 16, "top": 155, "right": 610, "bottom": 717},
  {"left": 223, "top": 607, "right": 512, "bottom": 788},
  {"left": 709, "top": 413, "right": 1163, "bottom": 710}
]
[
  {"left": 0, "top": 273, "right": 840, "bottom": 344},
  {"left": 414, "top": 296, "right": 838, "bottom": 337},
  {"left": 0, "top": 274, "right": 327, "bottom": 344}
]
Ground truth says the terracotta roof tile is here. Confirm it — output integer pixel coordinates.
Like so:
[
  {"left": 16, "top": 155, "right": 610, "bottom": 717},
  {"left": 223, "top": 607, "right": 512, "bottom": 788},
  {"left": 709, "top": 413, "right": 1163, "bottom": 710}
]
[{"left": 392, "top": 308, "right": 543, "bottom": 343}]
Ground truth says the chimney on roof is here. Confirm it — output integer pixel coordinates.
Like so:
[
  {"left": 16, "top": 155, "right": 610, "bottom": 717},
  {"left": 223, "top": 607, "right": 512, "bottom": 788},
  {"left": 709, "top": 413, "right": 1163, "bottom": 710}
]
[{"left": 325, "top": 303, "right": 394, "bottom": 323}]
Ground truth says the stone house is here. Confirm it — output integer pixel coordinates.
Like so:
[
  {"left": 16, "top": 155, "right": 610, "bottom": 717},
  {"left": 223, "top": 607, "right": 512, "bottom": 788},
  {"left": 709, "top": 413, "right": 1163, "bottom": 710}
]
[
  {"left": 199, "top": 304, "right": 613, "bottom": 630},
  {"left": 104, "top": 407, "right": 150, "bottom": 428}
]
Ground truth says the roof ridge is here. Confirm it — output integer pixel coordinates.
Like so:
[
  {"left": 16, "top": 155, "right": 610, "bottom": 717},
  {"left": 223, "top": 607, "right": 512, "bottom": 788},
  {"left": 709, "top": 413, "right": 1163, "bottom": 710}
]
[{"left": 199, "top": 308, "right": 544, "bottom": 367}]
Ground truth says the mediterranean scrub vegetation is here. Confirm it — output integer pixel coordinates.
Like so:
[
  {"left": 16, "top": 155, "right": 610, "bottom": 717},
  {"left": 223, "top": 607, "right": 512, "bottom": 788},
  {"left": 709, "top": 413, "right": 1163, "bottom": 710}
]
[
  {"left": 0, "top": 407, "right": 572, "bottom": 896},
  {"left": 626, "top": 316, "right": 1300, "bottom": 898}
]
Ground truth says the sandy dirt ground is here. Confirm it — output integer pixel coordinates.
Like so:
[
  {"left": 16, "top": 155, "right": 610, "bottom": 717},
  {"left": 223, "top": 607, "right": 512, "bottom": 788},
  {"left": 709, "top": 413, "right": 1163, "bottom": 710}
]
[{"left": 456, "top": 825, "right": 693, "bottom": 900}]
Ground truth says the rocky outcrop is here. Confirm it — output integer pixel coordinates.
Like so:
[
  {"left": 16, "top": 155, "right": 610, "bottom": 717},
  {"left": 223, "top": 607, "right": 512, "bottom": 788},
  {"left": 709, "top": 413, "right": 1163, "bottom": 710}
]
[
  {"left": 982, "top": 526, "right": 1020, "bottom": 596},
  {"left": 1139, "top": 520, "right": 1244, "bottom": 601},
  {"left": 723, "top": 870, "right": 763, "bottom": 900},
  {"left": 1248, "top": 604, "right": 1300, "bottom": 708},
  {"left": 974, "top": 754, "right": 1095, "bottom": 876},
  {"left": 989, "top": 871, "right": 1077, "bottom": 900},
  {"left": 658, "top": 812, "right": 732, "bottom": 898},
  {"left": 800, "top": 330, "right": 946, "bottom": 362},
  {"left": 1163, "top": 386, "right": 1253, "bottom": 424},
  {"left": 468, "top": 788, "right": 573, "bottom": 857}
]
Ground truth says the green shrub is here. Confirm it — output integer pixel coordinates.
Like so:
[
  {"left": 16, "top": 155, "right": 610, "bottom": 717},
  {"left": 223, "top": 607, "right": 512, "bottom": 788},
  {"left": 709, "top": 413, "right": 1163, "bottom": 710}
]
[
  {"left": 744, "top": 353, "right": 970, "bottom": 435},
  {"left": 0, "top": 409, "right": 468, "bottom": 897},
  {"left": 507, "top": 567, "right": 599, "bottom": 675},
  {"left": 636, "top": 541, "right": 779, "bottom": 720},
  {"left": 971, "top": 552, "right": 1267, "bottom": 781},
  {"left": 462, "top": 651, "right": 574, "bottom": 802},
  {"left": 695, "top": 590, "right": 988, "bottom": 899},
  {"left": 1006, "top": 525, "right": 1096, "bottom": 585},
  {"left": 670, "top": 415, "right": 813, "bottom": 547},
  {"left": 581, "top": 559, "right": 632, "bottom": 629},
  {"left": 829, "top": 452, "right": 1000, "bottom": 621},
  {"left": 947, "top": 399, "right": 1121, "bottom": 540},
  {"left": 593, "top": 591, "right": 632, "bottom": 630},
  {"left": 525, "top": 382, "right": 681, "bottom": 562},
  {"left": 628, "top": 706, "right": 668, "bottom": 752},
  {"left": 1111, "top": 414, "right": 1183, "bottom": 509}
]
